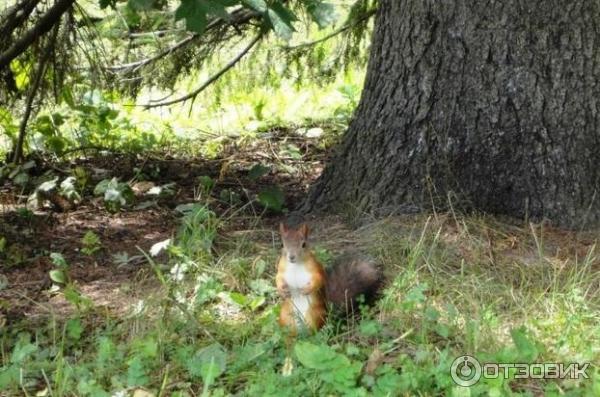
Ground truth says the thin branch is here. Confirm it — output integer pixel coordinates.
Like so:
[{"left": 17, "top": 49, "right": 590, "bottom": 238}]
[
  {"left": 126, "top": 29, "right": 183, "bottom": 39},
  {"left": 0, "top": 0, "right": 75, "bottom": 71},
  {"left": 106, "top": 7, "right": 261, "bottom": 73},
  {"left": 107, "top": 34, "right": 197, "bottom": 73},
  {"left": 143, "top": 32, "right": 264, "bottom": 109},
  {"left": 283, "top": 9, "right": 376, "bottom": 50}
]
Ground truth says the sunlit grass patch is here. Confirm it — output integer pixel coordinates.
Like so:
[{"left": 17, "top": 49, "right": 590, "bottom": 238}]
[{"left": 364, "top": 214, "right": 600, "bottom": 394}]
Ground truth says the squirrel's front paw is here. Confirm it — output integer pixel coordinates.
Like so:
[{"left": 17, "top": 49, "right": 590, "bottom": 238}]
[
  {"left": 278, "top": 286, "right": 291, "bottom": 298},
  {"left": 300, "top": 284, "right": 313, "bottom": 295}
]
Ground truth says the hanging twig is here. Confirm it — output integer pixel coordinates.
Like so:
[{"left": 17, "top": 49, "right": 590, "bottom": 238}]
[
  {"left": 106, "top": 7, "right": 261, "bottom": 74},
  {"left": 143, "top": 32, "right": 264, "bottom": 109},
  {"left": 283, "top": 9, "right": 376, "bottom": 50},
  {"left": 108, "top": 34, "right": 198, "bottom": 73},
  {"left": 12, "top": 25, "right": 58, "bottom": 164}
]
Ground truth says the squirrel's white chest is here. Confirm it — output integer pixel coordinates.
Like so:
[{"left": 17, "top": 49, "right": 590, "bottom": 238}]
[
  {"left": 283, "top": 261, "right": 312, "bottom": 290},
  {"left": 283, "top": 261, "right": 312, "bottom": 321}
]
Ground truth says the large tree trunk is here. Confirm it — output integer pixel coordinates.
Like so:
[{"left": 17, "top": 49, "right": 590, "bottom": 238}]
[{"left": 305, "top": 0, "right": 600, "bottom": 228}]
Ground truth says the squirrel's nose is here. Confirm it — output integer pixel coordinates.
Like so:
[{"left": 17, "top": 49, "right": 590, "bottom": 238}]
[{"left": 289, "top": 255, "right": 296, "bottom": 262}]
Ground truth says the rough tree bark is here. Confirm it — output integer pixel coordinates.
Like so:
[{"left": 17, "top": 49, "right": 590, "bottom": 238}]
[{"left": 305, "top": 0, "right": 600, "bottom": 228}]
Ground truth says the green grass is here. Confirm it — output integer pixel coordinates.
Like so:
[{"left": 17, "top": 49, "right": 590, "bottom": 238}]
[{"left": 2, "top": 211, "right": 599, "bottom": 396}]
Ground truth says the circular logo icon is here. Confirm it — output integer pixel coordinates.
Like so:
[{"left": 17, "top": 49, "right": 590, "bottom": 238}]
[{"left": 450, "top": 355, "right": 482, "bottom": 387}]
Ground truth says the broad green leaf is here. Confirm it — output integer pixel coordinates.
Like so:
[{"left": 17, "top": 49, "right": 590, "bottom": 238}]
[
  {"left": 77, "top": 380, "right": 110, "bottom": 397},
  {"left": 9, "top": 60, "right": 30, "bottom": 90},
  {"left": 295, "top": 341, "right": 345, "bottom": 370},
  {"left": 93, "top": 179, "right": 113, "bottom": 196},
  {"left": 197, "top": 175, "right": 215, "bottom": 192},
  {"left": 0, "top": 367, "right": 19, "bottom": 390},
  {"left": 38, "top": 178, "right": 58, "bottom": 192},
  {"left": 435, "top": 323, "right": 451, "bottom": 338},
  {"left": 257, "top": 185, "right": 284, "bottom": 211},
  {"left": 46, "top": 136, "right": 67, "bottom": 155},
  {"left": 119, "top": 184, "right": 135, "bottom": 204},
  {"left": 150, "top": 238, "right": 171, "bottom": 256},
  {"left": 200, "top": 361, "right": 221, "bottom": 389},
  {"left": 510, "top": 326, "right": 539, "bottom": 362},
  {"left": 204, "top": 0, "right": 235, "bottom": 19},
  {"left": 307, "top": 1, "right": 336, "bottom": 28},
  {"left": 66, "top": 318, "right": 83, "bottom": 340},
  {"left": 373, "top": 366, "right": 403, "bottom": 395},
  {"left": 242, "top": 0, "right": 267, "bottom": 12},
  {"left": 267, "top": 3, "right": 297, "bottom": 40},
  {"left": 270, "top": 2, "right": 297, "bottom": 24},
  {"left": 105, "top": 188, "right": 126, "bottom": 205},
  {"left": 21, "top": 160, "right": 35, "bottom": 171},
  {"left": 13, "top": 172, "right": 29, "bottom": 186},
  {"left": 51, "top": 113, "right": 65, "bottom": 126},
  {"left": 228, "top": 292, "right": 249, "bottom": 306},
  {"left": 425, "top": 306, "right": 440, "bottom": 321},
  {"left": 249, "top": 296, "right": 265, "bottom": 310},
  {"left": 61, "top": 87, "right": 75, "bottom": 108},
  {"left": 232, "top": 343, "right": 267, "bottom": 370},
  {"left": 187, "top": 343, "right": 227, "bottom": 384},
  {"left": 50, "top": 252, "right": 68, "bottom": 267},
  {"left": 146, "top": 183, "right": 175, "bottom": 197},
  {"left": 64, "top": 284, "right": 93, "bottom": 309},
  {"left": 94, "top": 178, "right": 133, "bottom": 211},
  {"left": 175, "top": 0, "right": 209, "bottom": 34},
  {"left": 35, "top": 115, "right": 56, "bottom": 136},
  {"left": 99, "top": 0, "right": 116, "bottom": 9},
  {"left": 11, "top": 339, "right": 37, "bottom": 364},
  {"left": 402, "top": 283, "right": 428, "bottom": 310},
  {"left": 319, "top": 361, "right": 363, "bottom": 391},
  {"left": 248, "top": 163, "right": 270, "bottom": 180},
  {"left": 60, "top": 177, "right": 81, "bottom": 201},
  {"left": 175, "top": 0, "right": 233, "bottom": 34},
  {"left": 175, "top": 203, "right": 199, "bottom": 214},
  {"left": 295, "top": 342, "right": 362, "bottom": 392},
  {"left": 49, "top": 269, "right": 66, "bottom": 284},
  {"left": 219, "top": 189, "right": 242, "bottom": 205},
  {"left": 358, "top": 319, "right": 381, "bottom": 336}
]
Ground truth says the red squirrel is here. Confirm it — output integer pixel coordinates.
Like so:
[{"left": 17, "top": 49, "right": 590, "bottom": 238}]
[{"left": 276, "top": 222, "right": 382, "bottom": 333}]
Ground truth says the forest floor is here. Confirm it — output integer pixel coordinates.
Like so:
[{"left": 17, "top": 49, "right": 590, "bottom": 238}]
[
  {"left": 1, "top": 129, "right": 599, "bottom": 396},
  {"left": 0, "top": 128, "right": 326, "bottom": 323}
]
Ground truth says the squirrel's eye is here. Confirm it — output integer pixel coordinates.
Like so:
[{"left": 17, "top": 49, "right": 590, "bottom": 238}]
[{"left": 302, "top": 242, "right": 306, "bottom": 248}]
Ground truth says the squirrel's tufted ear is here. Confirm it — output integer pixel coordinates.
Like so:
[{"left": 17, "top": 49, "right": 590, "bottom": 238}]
[
  {"left": 279, "top": 222, "right": 287, "bottom": 235},
  {"left": 299, "top": 223, "right": 309, "bottom": 238}
]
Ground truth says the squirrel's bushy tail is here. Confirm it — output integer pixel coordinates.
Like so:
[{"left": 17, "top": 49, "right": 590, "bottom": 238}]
[{"left": 325, "top": 254, "right": 382, "bottom": 313}]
